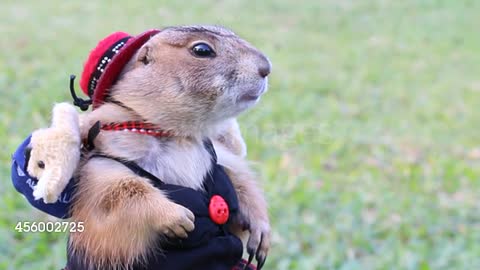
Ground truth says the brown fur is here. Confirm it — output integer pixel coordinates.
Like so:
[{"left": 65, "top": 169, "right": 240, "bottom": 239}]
[
  {"left": 211, "top": 118, "right": 247, "bottom": 157},
  {"left": 69, "top": 25, "right": 271, "bottom": 268},
  {"left": 214, "top": 142, "right": 270, "bottom": 259},
  {"left": 70, "top": 157, "right": 195, "bottom": 268}
]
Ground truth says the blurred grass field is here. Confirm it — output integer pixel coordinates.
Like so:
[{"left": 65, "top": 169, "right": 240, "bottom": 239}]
[{"left": 1, "top": 0, "right": 480, "bottom": 269}]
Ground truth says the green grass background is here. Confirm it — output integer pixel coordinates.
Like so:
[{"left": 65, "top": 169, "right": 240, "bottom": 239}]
[{"left": 1, "top": 0, "right": 480, "bottom": 269}]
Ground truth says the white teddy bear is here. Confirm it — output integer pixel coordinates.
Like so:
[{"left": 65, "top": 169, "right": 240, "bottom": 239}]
[{"left": 26, "top": 103, "right": 81, "bottom": 203}]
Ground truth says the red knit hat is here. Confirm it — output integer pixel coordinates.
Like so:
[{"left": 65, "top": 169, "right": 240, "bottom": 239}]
[{"left": 78, "top": 29, "right": 161, "bottom": 109}]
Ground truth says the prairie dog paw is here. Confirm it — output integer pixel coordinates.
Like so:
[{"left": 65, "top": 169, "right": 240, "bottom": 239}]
[
  {"left": 233, "top": 211, "right": 270, "bottom": 269},
  {"left": 156, "top": 202, "right": 195, "bottom": 239},
  {"left": 245, "top": 220, "right": 270, "bottom": 269}
]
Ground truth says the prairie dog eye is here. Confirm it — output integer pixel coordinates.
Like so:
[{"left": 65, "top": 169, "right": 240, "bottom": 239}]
[
  {"left": 37, "top": 161, "right": 45, "bottom": 169},
  {"left": 191, "top": 43, "right": 216, "bottom": 58}
]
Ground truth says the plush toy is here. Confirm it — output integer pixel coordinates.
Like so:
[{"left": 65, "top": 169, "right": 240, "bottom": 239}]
[
  {"left": 12, "top": 25, "right": 271, "bottom": 270},
  {"left": 26, "top": 103, "right": 81, "bottom": 203}
]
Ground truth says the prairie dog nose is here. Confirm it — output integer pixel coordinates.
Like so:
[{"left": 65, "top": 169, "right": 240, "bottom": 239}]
[
  {"left": 258, "top": 65, "right": 271, "bottom": 78},
  {"left": 257, "top": 54, "right": 271, "bottom": 78}
]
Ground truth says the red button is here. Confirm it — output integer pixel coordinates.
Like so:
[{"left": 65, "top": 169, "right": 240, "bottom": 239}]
[{"left": 209, "top": 195, "right": 229, "bottom": 225}]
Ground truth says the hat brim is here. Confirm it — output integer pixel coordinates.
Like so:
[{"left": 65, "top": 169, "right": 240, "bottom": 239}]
[{"left": 92, "top": 29, "right": 161, "bottom": 109}]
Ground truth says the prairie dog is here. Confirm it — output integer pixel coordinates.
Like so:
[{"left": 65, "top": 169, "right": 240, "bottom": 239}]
[{"left": 68, "top": 25, "right": 271, "bottom": 269}]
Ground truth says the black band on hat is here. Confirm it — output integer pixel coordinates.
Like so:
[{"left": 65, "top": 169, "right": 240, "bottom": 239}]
[{"left": 87, "top": 36, "right": 132, "bottom": 97}]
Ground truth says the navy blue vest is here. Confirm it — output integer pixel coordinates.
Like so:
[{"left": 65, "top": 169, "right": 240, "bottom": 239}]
[{"left": 12, "top": 136, "right": 244, "bottom": 270}]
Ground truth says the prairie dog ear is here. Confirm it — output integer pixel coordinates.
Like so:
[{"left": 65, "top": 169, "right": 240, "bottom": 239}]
[{"left": 137, "top": 44, "right": 153, "bottom": 65}]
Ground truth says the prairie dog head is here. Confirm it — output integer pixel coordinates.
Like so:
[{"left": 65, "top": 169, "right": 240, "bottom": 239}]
[{"left": 109, "top": 25, "right": 271, "bottom": 137}]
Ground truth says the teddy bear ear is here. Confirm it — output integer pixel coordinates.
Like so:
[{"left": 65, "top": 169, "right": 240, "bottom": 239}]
[{"left": 137, "top": 44, "right": 152, "bottom": 65}]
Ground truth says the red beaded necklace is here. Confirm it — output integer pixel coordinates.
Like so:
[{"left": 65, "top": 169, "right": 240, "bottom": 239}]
[{"left": 101, "top": 121, "right": 172, "bottom": 137}]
